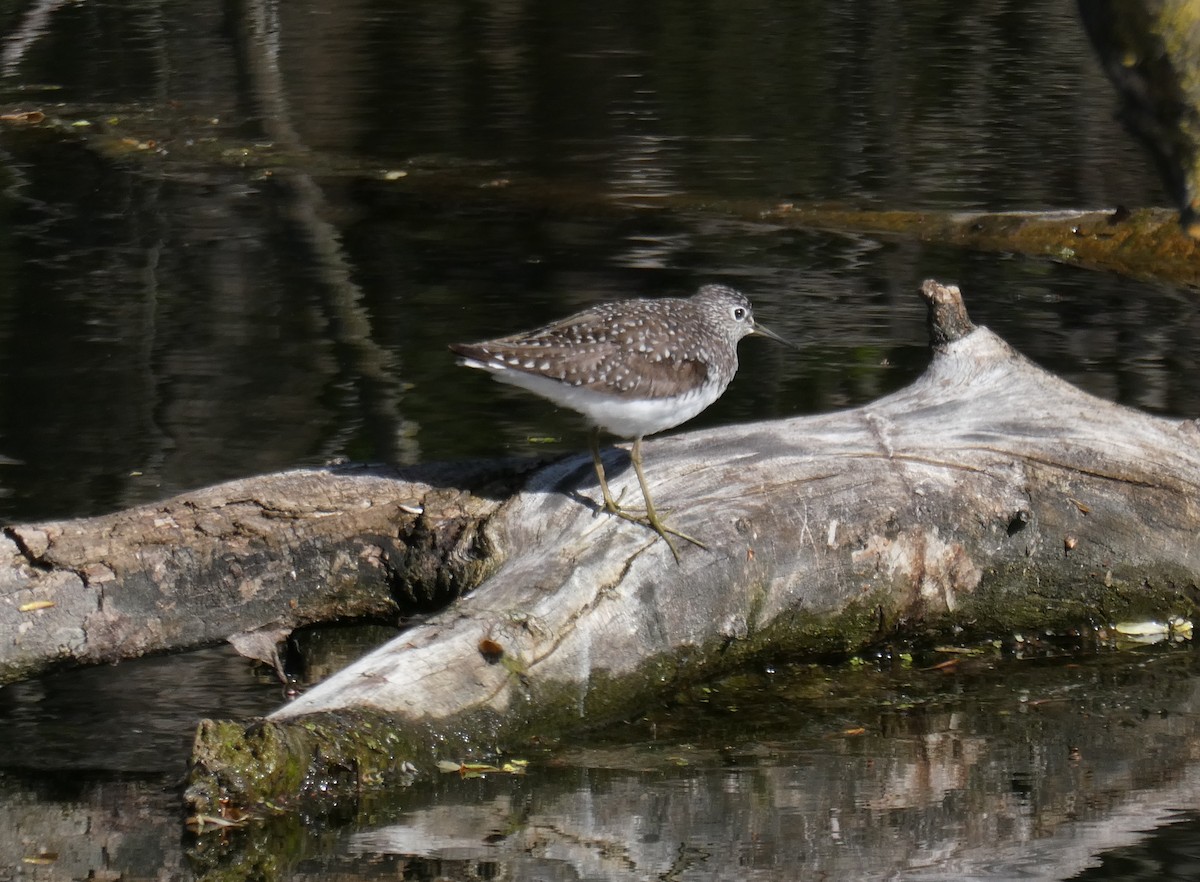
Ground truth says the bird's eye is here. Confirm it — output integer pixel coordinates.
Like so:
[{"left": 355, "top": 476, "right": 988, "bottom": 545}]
[{"left": 732, "top": 307, "right": 747, "bottom": 321}]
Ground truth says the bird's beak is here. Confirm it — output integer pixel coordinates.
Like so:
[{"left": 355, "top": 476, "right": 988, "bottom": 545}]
[{"left": 753, "top": 322, "right": 795, "bottom": 347}]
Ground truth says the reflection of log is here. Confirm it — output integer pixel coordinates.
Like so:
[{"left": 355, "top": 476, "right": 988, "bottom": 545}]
[
  {"left": 0, "top": 776, "right": 192, "bottom": 882},
  {"left": 6, "top": 110, "right": 1200, "bottom": 282},
  {"left": 1079, "top": 0, "right": 1200, "bottom": 235},
  {"left": 10, "top": 653, "right": 1200, "bottom": 880},
  {"left": 183, "top": 280, "right": 1200, "bottom": 814},
  {"left": 335, "top": 654, "right": 1200, "bottom": 882}
]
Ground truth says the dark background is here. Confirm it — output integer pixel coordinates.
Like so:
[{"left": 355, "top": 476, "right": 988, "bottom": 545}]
[{"left": 0, "top": 0, "right": 1184, "bottom": 525}]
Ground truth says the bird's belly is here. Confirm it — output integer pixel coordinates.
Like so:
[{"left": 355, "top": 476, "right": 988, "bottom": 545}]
[
  {"left": 577, "top": 385, "right": 723, "bottom": 437},
  {"left": 486, "top": 367, "right": 724, "bottom": 438}
]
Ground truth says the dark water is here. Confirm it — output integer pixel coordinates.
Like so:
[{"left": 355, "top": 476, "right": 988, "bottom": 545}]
[
  {"left": 0, "top": 0, "right": 1195, "bottom": 879},
  {"left": 0, "top": 0, "right": 1183, "bottom": 523}
]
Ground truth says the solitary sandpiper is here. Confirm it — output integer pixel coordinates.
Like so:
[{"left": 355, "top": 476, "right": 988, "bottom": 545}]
[{"left": 449, "top": 284, "right": 791, "bottom": 560}]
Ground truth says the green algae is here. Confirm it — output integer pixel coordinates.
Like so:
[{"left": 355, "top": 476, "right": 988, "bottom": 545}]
[
  {"left": 185, "top": 705, "right": 518, "bottom": 816},
  {"left": 6, "top": 112, "right": 1199, "bottom": 292},
  {"left": 185, "top": 553, "right": 1200, "bottom": 817}
]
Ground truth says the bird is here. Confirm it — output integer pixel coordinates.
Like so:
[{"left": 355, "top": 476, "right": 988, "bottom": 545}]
[{"left": 449, "top": 284, "right": 791, "bottom": 561}]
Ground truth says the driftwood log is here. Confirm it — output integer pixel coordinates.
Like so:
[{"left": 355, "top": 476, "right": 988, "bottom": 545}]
[
  {"left": 0, "top": 458, "right": 524, "bottom": 684},
  {"left": 172, "top": 280, "right": 1200, "bottom": 815}
]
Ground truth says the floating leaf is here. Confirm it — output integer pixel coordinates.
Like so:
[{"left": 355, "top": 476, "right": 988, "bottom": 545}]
[
  {"left": 461, "top": 762, "right": 501, "bottom": 773},
  {"left": 1114, "top": 620, "right": 1168, "bottom": 637},
  {"left": 437, "top": 759, "right": 522, "bottom": 776},
  {"left": 0, "top": 111, "right": 45, "bottom": 124},
  {"left": 923, "top": 658, "right": 961, "bottom": 672},
  {"left": 185, "top": 814, "right": 246, "bottom": 833}
]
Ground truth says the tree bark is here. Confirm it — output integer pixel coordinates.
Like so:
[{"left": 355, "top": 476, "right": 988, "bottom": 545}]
[
  {"left": 0, "top": 461, "right": 519, "bottom": 683},
  {"left": 179, "top": 280, "right": 1200, "bottom": 815}
]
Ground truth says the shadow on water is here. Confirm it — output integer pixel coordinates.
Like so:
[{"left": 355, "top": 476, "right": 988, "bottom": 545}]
[{"left": 0, "top": 646, "right": 282, "bottom": 775}]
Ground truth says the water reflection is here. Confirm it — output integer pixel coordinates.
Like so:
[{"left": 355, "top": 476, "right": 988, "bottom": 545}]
[
  {"left": 0, "top": 0, "right": 1197, "bottom": 879},
  {"left": 1, "top": 0, "right": 55, "bottom": 77},
  {"left": 0, "top": 0, "right": 1182, "bottom": 525},
  {"left": 4, "top": 644, "right": 1199, "bottom": 880},
  {"left": 328, "top": 650, "right": 1200, "bottom": 880},
  {"left": 0, "top": 646, "right": 281, "bottom": 774}
]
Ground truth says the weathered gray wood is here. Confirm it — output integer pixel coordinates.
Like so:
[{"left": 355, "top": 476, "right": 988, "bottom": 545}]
[
  {"left": 4, "top": 278, "right": 1198, "bottom": 812},
  {"left": 0, "top": 464, "right": 508, "bottom": 683},
  {"left": 268, "top": 280, "right": 1200, "bottom": 731},
  {"left": 5, "top": 279, "right": 1195, "bottom": 700},
  {"left": 181, "top": 280, "right": 1200, "bottom": 814}
]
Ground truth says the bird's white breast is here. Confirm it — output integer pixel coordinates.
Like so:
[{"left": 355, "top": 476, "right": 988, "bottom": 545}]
[{"left": 460, "top": 357, "right": 726, "bottom": 438}]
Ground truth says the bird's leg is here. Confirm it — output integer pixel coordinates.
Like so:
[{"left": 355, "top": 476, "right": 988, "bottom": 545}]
[
  {"left": 588, "top": 429, "right": 706, "bottom": 562},
  {"left": 589, "top": 426, "right": 623, "bottom": 513},
  {"left": 628, "top": 437, "right": 707, "bottom": 561}
]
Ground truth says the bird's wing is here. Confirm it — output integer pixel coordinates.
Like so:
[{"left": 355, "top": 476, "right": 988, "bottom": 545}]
[
  {"left": 604, "top": 349, "right": 710, "bottom": 399},
  {"left": 451, "top": 304, "right": 711, "bottom": 399}
]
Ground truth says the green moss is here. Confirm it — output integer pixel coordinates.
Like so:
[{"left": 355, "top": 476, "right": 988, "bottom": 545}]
[
  {"left": 911, "top": 561, "right": 1200, "bottom": 642},
  {"left": 185, "top": 719, "right": 311, "bottom": 815},
  {"left": 198, "top": 607, "right": 882, "bottom": 814},
  {"left": 185, "top": 562, "right": 1200, "bottom": 816},
  {"left": 185, "top": 704, "right": 520, "bottom": 816}
]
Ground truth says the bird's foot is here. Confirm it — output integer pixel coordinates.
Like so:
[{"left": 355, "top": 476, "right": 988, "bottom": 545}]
[{"left": 602, "top": 499, "right": 706, "bottom": 563}]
